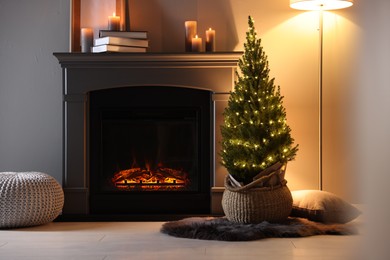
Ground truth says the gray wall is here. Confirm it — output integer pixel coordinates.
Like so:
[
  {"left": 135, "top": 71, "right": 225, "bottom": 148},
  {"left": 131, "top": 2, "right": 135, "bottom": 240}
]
[
  {"left": 0, "top": 0, "right": 357, "bottom": 201},
  {"left": 0, "top": 0, "right": 69, "bottom": 182},
  {"left": 0, "top": 0, "right": 389, "bottom": 199}
]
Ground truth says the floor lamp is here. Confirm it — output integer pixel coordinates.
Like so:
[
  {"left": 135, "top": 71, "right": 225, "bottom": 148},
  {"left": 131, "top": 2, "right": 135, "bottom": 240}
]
[{"left": 289, "top": 0, "right": 353, "bottom": 190}]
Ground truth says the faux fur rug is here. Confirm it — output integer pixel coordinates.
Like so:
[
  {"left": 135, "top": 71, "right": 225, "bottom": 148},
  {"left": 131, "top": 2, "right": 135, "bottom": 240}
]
[{"left": 160, "top": 217, "right": 358, "bottom": 241}]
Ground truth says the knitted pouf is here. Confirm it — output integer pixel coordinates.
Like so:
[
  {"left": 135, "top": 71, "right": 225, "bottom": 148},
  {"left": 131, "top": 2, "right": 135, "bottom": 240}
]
[{"left": 0, "top": 172, "right": 64, "bottom": 228}]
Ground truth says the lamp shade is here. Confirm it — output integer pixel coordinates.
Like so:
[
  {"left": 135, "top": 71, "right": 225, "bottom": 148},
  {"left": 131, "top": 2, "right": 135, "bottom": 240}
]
[{"left": 290, "top": 0, "right": 353, "bottom": 10}]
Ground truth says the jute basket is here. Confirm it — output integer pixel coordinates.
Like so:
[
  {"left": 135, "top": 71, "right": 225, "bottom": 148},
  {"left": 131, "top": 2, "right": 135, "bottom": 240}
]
[{"left": 222, "top": 164, "right": 292, "bottom": 224}]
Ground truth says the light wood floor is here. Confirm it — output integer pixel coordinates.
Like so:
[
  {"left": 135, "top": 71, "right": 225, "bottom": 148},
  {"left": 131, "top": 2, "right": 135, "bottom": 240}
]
[{"left": 0, "top": 219, "right": 363, "bottom": 260}]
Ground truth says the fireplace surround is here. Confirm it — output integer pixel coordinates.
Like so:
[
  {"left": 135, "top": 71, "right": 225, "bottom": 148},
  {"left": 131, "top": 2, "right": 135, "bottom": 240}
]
[{"left": 54, "top": 52, "right": 241, "bottom": 218}]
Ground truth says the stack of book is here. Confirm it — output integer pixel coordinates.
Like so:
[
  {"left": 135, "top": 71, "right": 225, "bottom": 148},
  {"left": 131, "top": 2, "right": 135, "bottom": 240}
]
[{"left": 92, "top": 30, "right": 148, "bottom": 53}]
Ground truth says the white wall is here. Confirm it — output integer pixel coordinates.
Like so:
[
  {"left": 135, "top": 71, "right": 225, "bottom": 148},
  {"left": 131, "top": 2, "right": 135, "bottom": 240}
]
[{"left": 0, "top": 0, "right": 69, "bottom": 183}]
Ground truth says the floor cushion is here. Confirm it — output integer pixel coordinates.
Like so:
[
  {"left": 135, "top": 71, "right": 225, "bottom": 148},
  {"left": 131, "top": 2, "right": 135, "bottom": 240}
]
[
  {"left": 290, "top": 190, "right": 361, "bottom": 223},
  {"left": 0, "top": 172, "right": 64, "bottom": 228}
]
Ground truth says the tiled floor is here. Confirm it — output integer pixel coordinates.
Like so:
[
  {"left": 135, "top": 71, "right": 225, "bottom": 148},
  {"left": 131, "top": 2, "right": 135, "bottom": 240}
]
[{"left": 0, "top": 220, "right": 363, "bottom": 260}]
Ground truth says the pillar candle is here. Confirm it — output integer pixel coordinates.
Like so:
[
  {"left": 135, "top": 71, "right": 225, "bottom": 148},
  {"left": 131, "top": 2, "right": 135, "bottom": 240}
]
[
  {"left": 108, "top": 12, "right": 120, "bottom": 31},
  {"left": 80, "top": 28, "right": 93, "bottom": 53},
  {"left": 205, "top": 28, "right": 216, "bottom": 52},
  {"left": 185, "top": 21, "right": 197, "bottom": 52},
  {"left": 192, "top": 35, "right": 202, "bottom": 52}
]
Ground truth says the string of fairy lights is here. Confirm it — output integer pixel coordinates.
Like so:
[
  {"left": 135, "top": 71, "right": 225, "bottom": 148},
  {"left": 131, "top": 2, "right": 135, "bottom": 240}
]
[{"left": 220, "top": 17, "right": 298, "bottom": 181}]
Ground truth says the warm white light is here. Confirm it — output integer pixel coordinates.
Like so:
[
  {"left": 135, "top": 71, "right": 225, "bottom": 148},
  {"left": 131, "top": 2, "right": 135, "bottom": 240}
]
[{"left": 290, "top": 0, "right": 353, "bottom": 10}]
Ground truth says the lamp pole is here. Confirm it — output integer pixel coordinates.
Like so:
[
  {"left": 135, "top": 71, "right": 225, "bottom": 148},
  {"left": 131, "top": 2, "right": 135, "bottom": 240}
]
[{"left": 318, "top": 8, "right": 323, "bottom": 190}]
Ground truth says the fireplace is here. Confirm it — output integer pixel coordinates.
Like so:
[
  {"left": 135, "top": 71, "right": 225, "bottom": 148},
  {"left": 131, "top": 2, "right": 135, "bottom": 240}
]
[
  {"left": 54, "top": 52, "right": 241, "bottom": 218},
  {"left": 89, "top": 86, "right": 212, "bottom": 214}
]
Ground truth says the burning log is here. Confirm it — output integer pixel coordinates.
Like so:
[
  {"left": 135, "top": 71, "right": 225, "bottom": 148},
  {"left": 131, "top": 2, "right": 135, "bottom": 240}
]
[
  {"left": 112, "top": 165, "right": 190, "bottom": 189},
  {"left": 112, "top": 167, "right": 142, "bottom": 182}
]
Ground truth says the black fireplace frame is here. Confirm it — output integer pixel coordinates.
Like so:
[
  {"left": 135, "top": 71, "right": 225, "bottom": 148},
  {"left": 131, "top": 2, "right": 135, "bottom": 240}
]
[{"left": 89, "top": 86, "right": 213, "bottom": 214}]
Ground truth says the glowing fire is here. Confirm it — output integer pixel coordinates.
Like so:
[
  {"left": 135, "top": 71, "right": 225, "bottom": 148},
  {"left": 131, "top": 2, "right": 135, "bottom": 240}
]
[{"left": 112, "top": 164, "right": 190, "bottom": 191}]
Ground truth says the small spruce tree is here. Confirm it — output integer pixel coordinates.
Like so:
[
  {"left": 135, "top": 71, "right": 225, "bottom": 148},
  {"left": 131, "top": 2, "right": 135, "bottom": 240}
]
[{"left": 220, "top": 16, "right": 298, "bottom": 185}]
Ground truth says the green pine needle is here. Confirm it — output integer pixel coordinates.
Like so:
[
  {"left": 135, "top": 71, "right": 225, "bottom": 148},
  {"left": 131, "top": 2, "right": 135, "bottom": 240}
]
[{"left": 220, "top": 16, "right": 298, "bottom": 184}]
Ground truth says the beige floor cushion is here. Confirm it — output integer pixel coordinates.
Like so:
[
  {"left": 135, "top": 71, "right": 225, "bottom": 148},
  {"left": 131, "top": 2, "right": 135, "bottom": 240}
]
[{"left": 0, "top": 172, "right": 64, "bottom": 228}]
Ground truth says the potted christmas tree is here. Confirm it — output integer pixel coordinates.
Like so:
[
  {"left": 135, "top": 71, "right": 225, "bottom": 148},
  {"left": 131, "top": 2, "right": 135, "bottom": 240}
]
[{"left": 220, "top": 16, "right": 298, "bottom": 223}]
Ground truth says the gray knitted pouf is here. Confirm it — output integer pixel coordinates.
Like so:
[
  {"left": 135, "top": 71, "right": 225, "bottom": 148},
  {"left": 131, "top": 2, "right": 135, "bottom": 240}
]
[{"left": 0, "top": 172, "right": 64, "bottom": 228}]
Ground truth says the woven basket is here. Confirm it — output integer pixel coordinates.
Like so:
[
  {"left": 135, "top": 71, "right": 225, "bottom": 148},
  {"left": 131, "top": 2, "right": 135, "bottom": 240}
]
[{"left": 222, "top": 165, "right": 292, "bottom": 224}]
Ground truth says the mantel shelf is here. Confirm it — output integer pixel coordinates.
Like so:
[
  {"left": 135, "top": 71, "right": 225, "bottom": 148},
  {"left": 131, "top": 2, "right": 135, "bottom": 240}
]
[{"left": 54, "top": 52, "right": 243, "bottom": 68}]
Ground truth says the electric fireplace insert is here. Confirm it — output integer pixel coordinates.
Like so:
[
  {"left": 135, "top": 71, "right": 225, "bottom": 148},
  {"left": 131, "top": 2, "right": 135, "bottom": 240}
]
[{"left": 89, "top": 86, "right": 212, "bottom": 215}]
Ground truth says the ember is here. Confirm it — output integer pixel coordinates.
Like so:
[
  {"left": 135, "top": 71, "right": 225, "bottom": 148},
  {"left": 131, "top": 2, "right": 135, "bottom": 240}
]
[{"left": 112, "top": 165, "right": 190, "bottom": 191}]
